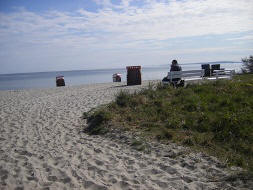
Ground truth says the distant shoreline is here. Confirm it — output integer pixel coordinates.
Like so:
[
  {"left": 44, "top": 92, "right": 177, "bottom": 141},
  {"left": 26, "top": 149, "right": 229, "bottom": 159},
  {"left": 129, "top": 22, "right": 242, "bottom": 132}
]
[
  {"left": 0, "top": 62, "right": 242, "bottom": 91},
  {"left": 0, "top": 80, "right": 159, "bottom": 92}
]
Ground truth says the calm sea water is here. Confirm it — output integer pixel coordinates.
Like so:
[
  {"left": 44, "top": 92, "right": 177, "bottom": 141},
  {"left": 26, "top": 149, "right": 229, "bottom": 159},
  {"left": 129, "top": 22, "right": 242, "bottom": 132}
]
[{"left": 0, "top": 62, "right": 243, "bottom": 90}]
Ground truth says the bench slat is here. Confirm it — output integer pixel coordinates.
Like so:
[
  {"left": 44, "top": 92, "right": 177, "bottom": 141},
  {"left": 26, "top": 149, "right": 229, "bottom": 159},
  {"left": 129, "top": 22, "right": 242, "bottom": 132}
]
[
  {"left": 167, "top": 69, "right": 204, "bottom": 79},
  {"left": 163, "top": 69, "right": 235, "bottom": 83}
]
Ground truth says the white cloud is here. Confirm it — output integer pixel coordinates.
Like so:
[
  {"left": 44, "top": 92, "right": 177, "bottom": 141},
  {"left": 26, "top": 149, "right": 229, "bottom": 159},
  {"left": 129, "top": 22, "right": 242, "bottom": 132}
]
[
  {"left": 0, "top": 0, "right": 253, "bottom": 73},
  {"left": 1, "top": 0, "right": 252, "bottom": 43},
  {"left": 227, "top": 34, "right": 253, "bottom": 41}
]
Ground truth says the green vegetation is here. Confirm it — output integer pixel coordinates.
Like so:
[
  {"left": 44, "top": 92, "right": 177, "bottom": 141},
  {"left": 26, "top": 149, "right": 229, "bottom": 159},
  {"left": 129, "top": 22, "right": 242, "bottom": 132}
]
[
  {"left": 84, "top": 74, "right": 253, "bottom": 172},
  {"left": 242, "top": 55, "right": 253, "bottom": 73},
  {"left": 83, "top": 109, "right": 112, "bottom": 135}
]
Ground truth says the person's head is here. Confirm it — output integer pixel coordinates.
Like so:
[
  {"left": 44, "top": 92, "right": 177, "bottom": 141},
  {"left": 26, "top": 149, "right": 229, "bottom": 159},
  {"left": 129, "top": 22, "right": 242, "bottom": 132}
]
[{"left": 172, "top": 60, "right": 178, "bottom": 65}]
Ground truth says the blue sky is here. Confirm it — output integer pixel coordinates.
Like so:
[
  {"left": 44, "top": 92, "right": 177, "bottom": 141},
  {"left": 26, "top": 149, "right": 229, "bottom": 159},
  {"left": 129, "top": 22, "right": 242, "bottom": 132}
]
[{"left": 0, "top": 0, "right": 253, "bottom": 74}]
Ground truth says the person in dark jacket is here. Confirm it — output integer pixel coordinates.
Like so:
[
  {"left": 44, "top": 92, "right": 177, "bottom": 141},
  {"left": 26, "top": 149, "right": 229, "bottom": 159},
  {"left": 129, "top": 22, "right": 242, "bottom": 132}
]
[
  {"left": 170, "top": 59, "right": 182, "bottom": 72},
  {"left": 170, "top": 60, "right": 184, "bottom": 87},
  {"left": 162, "top": 59, "right": 184, "bottom": 87}
]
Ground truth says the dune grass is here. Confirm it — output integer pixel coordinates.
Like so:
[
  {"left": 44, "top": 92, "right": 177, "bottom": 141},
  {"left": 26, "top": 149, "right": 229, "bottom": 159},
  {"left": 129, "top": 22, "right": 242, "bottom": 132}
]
[{"left": 84, "top": 74, "right": 253, "bottom": 172}]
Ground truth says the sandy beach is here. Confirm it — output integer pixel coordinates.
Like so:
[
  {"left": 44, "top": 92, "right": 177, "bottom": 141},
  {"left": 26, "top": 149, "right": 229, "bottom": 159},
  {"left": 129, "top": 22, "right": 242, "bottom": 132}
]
[{"left": 0, "top": 81, "right": 251, "bottom": 190}]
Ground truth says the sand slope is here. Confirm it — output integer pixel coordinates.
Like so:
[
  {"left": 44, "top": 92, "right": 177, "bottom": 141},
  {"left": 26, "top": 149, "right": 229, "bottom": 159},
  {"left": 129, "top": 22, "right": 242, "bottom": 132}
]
[{"left": 0, "top": 81, "right": 251, "bottom": 190}]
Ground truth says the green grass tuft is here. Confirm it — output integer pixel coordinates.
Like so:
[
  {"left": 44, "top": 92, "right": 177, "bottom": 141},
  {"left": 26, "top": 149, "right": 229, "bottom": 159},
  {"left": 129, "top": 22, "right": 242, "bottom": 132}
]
[
  {"left": 84, "top": 74, "right": 253, "bottom": 172},
  {"left": 84, "top": 110, "right": 112, "bottom": 135}
]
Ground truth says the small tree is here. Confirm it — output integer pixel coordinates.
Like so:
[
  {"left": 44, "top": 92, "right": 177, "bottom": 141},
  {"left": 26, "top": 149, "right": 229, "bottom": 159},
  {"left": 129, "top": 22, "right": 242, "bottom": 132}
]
[{"left": 241, "top": 55, "right": 253, "bottom": 73}]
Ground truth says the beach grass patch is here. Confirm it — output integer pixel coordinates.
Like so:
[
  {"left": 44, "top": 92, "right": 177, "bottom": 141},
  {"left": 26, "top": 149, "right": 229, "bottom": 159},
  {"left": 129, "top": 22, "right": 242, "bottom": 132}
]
[
  {"left": 84, "top": 109, "right": 112, "bottom": 135},
  {"left": 84, "top": 74, "right": 253, "bottom": 172}
]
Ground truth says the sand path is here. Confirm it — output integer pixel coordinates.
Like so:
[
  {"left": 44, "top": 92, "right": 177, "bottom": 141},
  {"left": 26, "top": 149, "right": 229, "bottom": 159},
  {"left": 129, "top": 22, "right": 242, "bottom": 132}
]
[{"left": 0, "top": 82, "right": 250, "bottom": 190}]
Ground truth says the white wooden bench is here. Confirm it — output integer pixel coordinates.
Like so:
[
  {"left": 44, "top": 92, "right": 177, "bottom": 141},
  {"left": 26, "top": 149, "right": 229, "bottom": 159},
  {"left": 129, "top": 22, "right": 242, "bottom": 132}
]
[
  {"left": 162, "top": 69, "right": 236, "bottom": 85},
  {"left": 162, "top": 69, "right": 205, "bottom": 85},
  {"left": 209, "top": 69, "right": 235, "bottom": 80}
]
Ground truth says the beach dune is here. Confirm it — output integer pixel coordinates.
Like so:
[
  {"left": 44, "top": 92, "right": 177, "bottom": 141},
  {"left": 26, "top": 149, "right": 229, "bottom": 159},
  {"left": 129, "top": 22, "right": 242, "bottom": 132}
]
[{"left": 0, "top": 81, "right": 249, "bottom": 189}]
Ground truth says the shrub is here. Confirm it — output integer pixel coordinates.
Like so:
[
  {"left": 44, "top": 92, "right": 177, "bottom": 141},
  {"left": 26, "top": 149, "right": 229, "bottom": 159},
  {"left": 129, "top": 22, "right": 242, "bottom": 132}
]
[
  {"left": 241, "top": 55, "right": 253, "bottom": 73},
  {"left": 84, "top": 74, "right": 253, "bottom": 171},
  {"left": 84, "top": 110, "right": 112, "bottom": 135},
  {"left": 116, "top": 90, "right": 132, "bottom": 107}
]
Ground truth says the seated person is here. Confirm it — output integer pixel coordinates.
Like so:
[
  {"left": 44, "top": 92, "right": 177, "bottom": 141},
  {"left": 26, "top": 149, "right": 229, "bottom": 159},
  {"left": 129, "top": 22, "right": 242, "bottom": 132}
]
[
  {"left": 170, "top": 59, "right": 182, "bottom": 83},
  {"left": 170, "top": 59, "right": 182, "bottom": 72},
  {"left": 162, "top": 59, "right": 184, "bottom": 87}
]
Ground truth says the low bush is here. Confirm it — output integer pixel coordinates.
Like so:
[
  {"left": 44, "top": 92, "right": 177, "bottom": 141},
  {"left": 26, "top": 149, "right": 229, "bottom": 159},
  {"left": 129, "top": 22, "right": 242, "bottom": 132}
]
[
  {"left": 84, "top": 110, "right": 112, "bottom": 135},
  {"left": 84, "top": 74, "right": 253, "bottom": 172}
]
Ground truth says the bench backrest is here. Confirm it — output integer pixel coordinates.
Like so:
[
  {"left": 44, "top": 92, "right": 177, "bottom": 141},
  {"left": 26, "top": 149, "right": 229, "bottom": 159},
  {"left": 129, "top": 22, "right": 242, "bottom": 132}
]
[
  {"left": 213, "top": 69, "right": 235, "bottom": 77},
  {"left": 167, "top": 69, "right": 205, "bottom": 80}
]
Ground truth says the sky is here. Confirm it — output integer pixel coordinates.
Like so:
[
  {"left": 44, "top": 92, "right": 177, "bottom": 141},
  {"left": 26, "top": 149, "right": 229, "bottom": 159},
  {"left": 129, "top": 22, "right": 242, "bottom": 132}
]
[{"left": 0, "top": 0, "right": 253, "bottom": 74}]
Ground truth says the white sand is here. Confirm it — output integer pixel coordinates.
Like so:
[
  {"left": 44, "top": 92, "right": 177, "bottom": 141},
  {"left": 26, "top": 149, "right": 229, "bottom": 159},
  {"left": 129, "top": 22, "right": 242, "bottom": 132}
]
[{"left": 0, "top": 81, "right": 251, "bottom": 190}]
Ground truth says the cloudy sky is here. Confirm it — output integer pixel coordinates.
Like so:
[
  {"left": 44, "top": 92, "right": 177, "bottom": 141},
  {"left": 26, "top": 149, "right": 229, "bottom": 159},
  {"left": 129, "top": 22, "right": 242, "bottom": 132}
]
[{"left": 0, "top": 0, "right": 253, "bottom": 74}]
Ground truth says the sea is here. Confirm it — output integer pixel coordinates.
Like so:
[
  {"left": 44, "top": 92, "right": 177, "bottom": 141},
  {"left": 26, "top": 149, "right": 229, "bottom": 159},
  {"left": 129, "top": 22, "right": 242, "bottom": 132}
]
[{"left": 0, "top": 62, "right": 243, "bottom": 90}]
